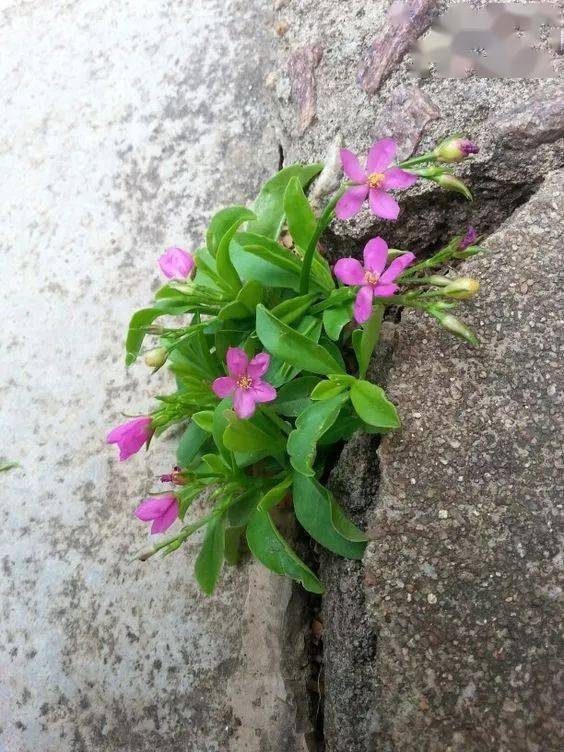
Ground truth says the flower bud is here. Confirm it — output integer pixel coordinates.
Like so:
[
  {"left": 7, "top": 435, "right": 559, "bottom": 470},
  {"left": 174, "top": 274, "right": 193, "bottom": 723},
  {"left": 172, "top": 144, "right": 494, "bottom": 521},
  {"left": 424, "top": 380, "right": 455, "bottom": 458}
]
[
  {"left": 443, "top": 277, "right": 480, "bottom": 300},
  {"left": 433, "top": 173, "right": 473, "bottom": 201},
  {"left": 426, "top": 275, "right": 451, "bottom": 287},
  {"left": 145, "top": 347, "right": 168, "bottom": 369},
  {"left": 430, "top": 309, "right": 479, "bottom": 346},
  {"left": 459, "top": 226, "right": 478, "bottom": 250},
  {"left": 433, "top": 137, "right": 479, "bottom": 163}
]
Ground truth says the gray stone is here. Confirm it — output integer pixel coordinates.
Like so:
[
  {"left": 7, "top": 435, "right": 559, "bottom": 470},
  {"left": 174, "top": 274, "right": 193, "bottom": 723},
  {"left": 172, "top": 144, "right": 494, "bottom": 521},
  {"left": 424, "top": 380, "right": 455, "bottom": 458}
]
[
  {"left": 268, "top": 3, "right": 563, "bottom": 748},
  {"left": 273, "top": 0, "right": 564, "bottom": 255},
  {"left": 0, "top": 1, "right": 310, "bottom": 750},
  {"left": 333, "top": 171, "right": 564, "bottom": 751}
]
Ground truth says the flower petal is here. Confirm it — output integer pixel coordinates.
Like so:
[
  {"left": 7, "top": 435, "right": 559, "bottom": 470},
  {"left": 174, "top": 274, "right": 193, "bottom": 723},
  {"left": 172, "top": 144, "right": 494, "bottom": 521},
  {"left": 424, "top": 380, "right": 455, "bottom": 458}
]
[
  {"left": 354, "top": 285, "right": 374, "bottom": 324},
  {"left": 380, "top": 252, "right": 416, "bottom": 283},
  {"left": 340, "top": 148, "right": 366, "bottom": 182},
  {"left": 158, "top": 247, "right": 194, "bottom": 280},
  {"left": 249, "top": 380, "right": 277, "bottom": 403},
  {"left": 150, "top": 498, "right": 179, "bottom": 534},
  {"left": 334, "top": 257, "right": 365, "bottom": 286},
  {"left": 107, "top": 417, "right": 152, "bottom": 461},
  {"left": 372, "top": 283, "right": 399, "bottom": 298},
  {"left": 134, "top": 495, "right": 175, "bottom": 522},
  {"left": 363, "top": 237, "right": 388, "bottom": 274},
  {"left": 233, "top": 388, "right": 256, "bottom": 419},
  {"left": 366, "top": 138, "right": 397, "bottom": 172},
  {"left": 212, "top": 376, "right": 236, "bottom": 398},
  {"left": 247, "top": 353, "right": 270, "bottom": 379},
  {"left": 369, "top": 189, "right": 400, "bottom": 221},
  {"left": 382, "top": 167, "right": 418, "bottom": 190},
  {"left": 226, "top": 347, "right": 249, "bottom": 377},
  {"left": 335, "top": 185, "right": 369, "bottom": 220}
]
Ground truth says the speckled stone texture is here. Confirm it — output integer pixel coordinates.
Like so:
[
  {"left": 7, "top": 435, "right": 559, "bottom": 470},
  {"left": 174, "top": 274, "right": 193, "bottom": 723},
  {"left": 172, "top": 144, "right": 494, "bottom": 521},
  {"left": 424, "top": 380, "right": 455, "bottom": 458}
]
[
  {"left": 365, "top": 171, "right": 564, "bottom": 751},
  {"left": 0, "top": 1, "right": 311, "bottom": 751},
  {"left": 271, "top": 0, "right": 564, "bottom": 254},
  {"left": 267, "top": 2, "right": 564, "bottom": 748}
]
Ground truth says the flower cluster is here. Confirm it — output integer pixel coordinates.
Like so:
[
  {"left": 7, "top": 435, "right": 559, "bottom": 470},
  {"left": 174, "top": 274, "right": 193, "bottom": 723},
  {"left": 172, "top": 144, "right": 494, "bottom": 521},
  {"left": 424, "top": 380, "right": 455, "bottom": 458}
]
[{"left": 108, "top": 135, "right": 482, "bottom": 595}]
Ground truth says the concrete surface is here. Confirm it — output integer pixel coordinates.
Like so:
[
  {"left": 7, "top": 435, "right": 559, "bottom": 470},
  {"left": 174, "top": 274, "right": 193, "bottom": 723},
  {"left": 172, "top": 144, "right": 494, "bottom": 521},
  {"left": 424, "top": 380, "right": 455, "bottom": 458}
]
[{"left": 0, "top": 2, "right": 311, "bottom": 751}]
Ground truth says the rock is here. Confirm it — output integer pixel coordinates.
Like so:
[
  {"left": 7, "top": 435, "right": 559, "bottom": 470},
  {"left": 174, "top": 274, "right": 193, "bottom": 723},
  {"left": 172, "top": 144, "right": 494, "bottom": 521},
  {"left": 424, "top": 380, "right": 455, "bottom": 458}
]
[
  {"left": 0, "top": 1, "right": 310, "bottom": 750},
  {"left": 341, "top": 171, "right": 564, "bottom": 751},
  {"left": 273, "top": 0, "right": 563, "bottom": 254}
]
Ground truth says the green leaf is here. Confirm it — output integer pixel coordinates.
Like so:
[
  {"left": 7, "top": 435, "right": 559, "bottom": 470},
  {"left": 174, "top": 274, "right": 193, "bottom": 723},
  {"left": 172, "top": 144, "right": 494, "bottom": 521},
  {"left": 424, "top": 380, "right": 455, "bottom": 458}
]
[
  {"left": 246, "top": 507, "right": 324, "bottom": 594},
  {"left": 206, "top": 206, "right": 256, "bottom": 257},
  {"left": 125, "top": 305, "right": 188, "bottom": 366},
  {"left": 194, "top": 247, "right": 231, "bottom": 293},
  {"left": 284, "top": 176, "right": 317, "bottom": 251},
  {"left": 271, "top": 293, "right": 317, "bottom": 325},
  {"left": 352, "top": 304, "right": 384, "bottom": 378},
  {"left": 274, "top": 376, "right": 319, "bottom": 417},
  {"left": 223, "top": 410, "right": 285, "bottom": 455},
  {"left": 310, "top": 380, "right": 345, "bottom": 401},
  {"left": 248, "top": 163, "right": 322, "bottom": 240},
  {"left": 255, "top": 305, "right": 344, "bottom": 376},
  {"left": 267, "top": 315, "right": 322, "bottom": 387},
  {"left": 323, "top": 303, "right": 353, "bottom": 341},
  {"left": 177, "top": 422, "right": 209, "bottom": 467},
  {"left": 191, "top": 410, "right": 214, "bottom": 433},
  {"left": 287, "top": 393, "right": 347, "bottom": 476},
  {"left": 0, "top": 461, "right": 19, "bottom": 472},
  {"left": 227, "top": 489, "right": 261, "bottom": 526},
  {"left": 194, "top": 513, "right": 227, "bottom": 595},
  {"left": 230, "top": 237, "right": 301, "bottom": 290},
  {"left": 224, "top": 525, "right": 244, "bottom": 565},
  {"left": 349, "top": 379, "right": 400, "bottom": 428},
  {"left": 293, "top": 473, "right": 367, "bottom": 559},
  {"left": 257, "top": 475, "right": 293, "bottom": 512},
  {"left": 214, "top": 208, "right": 256, "bottom": 293}
]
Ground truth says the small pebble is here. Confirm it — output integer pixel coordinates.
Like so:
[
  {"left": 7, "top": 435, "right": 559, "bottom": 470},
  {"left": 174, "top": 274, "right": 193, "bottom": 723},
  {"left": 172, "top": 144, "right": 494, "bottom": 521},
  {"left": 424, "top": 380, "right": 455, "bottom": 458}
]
[{"left": 427, "top": 593, "right": 438, "bottom": 604}]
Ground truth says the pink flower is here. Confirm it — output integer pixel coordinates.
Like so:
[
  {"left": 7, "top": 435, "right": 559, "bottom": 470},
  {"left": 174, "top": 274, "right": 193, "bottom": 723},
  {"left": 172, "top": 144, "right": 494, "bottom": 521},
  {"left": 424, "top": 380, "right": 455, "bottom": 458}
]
[
  {"left": 459, "top": 226, "right": 477, "bottom": 250},
  {"left": 334, "top": 237, "right": 416, "bottom": 324},
  {"left": 336, "top": 139, "right": 417, "bottom": 221},
  {"left": 212, "top": 347, "right": 277, "bottom": 419},
  {"left": 158, "top": 247, "right": 194, "bottom": 280},
  {"left": 134, "top": 494, "right": 179, "bottom": 534},
  {"left": 107, "top": 416, "right": 153, "bottom": 461}
]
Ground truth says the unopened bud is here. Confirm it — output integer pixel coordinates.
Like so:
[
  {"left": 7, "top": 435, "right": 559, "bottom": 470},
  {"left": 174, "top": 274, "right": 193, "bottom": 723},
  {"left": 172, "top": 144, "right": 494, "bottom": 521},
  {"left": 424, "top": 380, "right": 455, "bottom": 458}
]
[
  {"left": 433, "top": 173, "right": 473, "bottom": 201},
  {"left": 433, "top": 137, "right": 479, "bottom": 163},
  {"left": 430, "top": 309, "right": 479, "bottom": 346},
  {"left": 443, "top": 277, "right": 480, "bottom": 300},
  {"left": 426, "top": 275, "right": 451, "bottom": 287},
  {"left": 145, "top": 347, "right": 168, "bottom": 369}
]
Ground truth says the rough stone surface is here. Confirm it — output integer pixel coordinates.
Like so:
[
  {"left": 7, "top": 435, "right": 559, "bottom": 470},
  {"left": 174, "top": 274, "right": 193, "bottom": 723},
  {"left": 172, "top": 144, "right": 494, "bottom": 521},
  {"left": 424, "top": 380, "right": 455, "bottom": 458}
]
[
  {"left": 268, "top": 2, "right": 564, "bottom": 748},
  {"left": 360, "top": 172, "right": 564, "bottom": 751},
  {"left": 0, "top": 2, "right": 311, "bottom": 751},
  {"left": 272, "top": 0, "right": 564, "bottom": 254}
]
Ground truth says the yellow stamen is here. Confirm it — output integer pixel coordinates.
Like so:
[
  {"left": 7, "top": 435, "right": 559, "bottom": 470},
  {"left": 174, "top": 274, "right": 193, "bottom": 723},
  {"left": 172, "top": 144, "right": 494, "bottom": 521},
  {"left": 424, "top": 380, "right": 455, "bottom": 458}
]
[
  {"left": 237, "top": 375, "right": 252, "bottom": 390},
  {"left": 367, "top": 172, "right": 385, "bottom": 189},
  {"left": 364, "top": 271, "right": 380, "bottom": 285}
]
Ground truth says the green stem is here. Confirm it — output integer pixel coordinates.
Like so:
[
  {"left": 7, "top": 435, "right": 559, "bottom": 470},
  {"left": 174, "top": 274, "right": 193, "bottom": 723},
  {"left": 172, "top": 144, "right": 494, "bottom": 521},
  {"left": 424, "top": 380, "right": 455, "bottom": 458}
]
[
  {"left": 299, "top": 185, "right": 347, "bottom": 295},
  {"left": 262, "top": 407, "right": 291, "bottom": 435},
  {"left": 396, "top": 153, "right": 437, "bottom": 169}
]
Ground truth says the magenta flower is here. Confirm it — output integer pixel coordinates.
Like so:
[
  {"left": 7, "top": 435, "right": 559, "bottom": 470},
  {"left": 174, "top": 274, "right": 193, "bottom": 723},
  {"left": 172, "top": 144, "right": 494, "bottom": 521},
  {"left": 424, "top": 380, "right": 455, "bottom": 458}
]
[
  {"left": 212, "top": 347, "right": 277, "bottom": 419},
  {"left": 134, "top": 494, "right": 179, "bottom": 534},
  {"left": 158, "top": 247, "right": 194, "bottom": 281},
  {"left": 459, "top": 226, "right": 478, "bottom": 250},
  {"left": 334, "top": 237, "right": 416, "bottom": 324},
  {"left": 336, "top": 139, "right": 417, "bottom": 221},
  {"left": 107, "top": 416, "right": 153, "bottom": 461}
]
